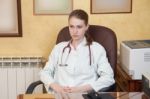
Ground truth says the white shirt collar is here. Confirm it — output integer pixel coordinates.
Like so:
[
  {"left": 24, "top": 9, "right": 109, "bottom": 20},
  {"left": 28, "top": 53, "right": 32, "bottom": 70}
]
[{"left": 70, "top": 37, "right": 87, "bottom": 50}]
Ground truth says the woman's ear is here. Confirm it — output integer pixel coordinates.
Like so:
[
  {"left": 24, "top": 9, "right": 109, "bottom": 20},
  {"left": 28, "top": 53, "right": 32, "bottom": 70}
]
[{"left": 86, "top": 24, "right": 89, "bottom": 31}]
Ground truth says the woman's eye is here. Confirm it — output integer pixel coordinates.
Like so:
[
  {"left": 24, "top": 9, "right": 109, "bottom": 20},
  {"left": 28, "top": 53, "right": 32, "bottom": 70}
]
[
  {"left": 77, "top": 26, "right": 82, "bottom": 28},
  {"left": 69, "top": 25, "right": 73, "bottom": 28}
]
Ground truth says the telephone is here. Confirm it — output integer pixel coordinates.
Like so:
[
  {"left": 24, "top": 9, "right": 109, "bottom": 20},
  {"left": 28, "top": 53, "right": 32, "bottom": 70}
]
[{"left": 82, "top": 92, "right": 115, "bottom": 99}]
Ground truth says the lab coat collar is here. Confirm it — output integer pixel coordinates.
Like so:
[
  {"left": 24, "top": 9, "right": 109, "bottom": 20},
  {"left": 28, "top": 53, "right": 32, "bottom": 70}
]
[
  {"left": 78, "top": 37, "right": 87, "bottom": 48},
  {"left": 70, "top": 37, "right": 87, "bottom": 50}
]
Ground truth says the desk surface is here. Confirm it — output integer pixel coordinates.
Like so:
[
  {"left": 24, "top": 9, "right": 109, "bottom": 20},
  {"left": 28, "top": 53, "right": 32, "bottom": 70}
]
[{"left": 18, "top": 92, "right": 149, "bottom": 99}]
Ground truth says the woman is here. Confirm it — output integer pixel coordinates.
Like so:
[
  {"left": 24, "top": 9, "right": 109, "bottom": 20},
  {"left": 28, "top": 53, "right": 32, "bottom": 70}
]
[{"left": 40, "top": 9, "right": 115, "bottom": 93}]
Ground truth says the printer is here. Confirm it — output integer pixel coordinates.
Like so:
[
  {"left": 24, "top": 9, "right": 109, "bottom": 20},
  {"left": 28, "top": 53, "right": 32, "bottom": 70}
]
[
  {"left": 142, "top": 72, "right": 150, "bottom": 97},
  {"left": 120, "top": 40, "right": 150, "bottom": 80}
]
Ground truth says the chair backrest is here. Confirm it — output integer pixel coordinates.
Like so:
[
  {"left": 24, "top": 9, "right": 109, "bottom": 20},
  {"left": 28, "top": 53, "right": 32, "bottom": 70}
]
[{"left": 56, "top": 25, "right": 117, "bottom": 77}]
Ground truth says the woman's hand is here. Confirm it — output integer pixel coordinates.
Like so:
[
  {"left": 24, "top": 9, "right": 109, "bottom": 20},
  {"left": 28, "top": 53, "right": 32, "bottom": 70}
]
[
  {"left": 68, "top": 84, "right": 93, "bottom": 93},
  {"left": 50, "top": 83, "right": 66, "bottom": 93},
  {"left": 50, "top": 83, "right": 93, "bottom": 93}
]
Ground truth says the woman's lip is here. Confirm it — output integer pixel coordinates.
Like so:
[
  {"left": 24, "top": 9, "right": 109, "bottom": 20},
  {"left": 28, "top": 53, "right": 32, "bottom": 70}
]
[
  {"left": 72, "top": 35, "right": 79, "bottom": 36},
  {"left": 72, "top": 35, "right": 79, "bottom": 37}
]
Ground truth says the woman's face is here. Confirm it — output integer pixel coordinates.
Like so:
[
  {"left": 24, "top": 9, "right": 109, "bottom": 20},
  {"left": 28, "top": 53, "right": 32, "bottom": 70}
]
[{"left": 69, "top": 17, "right": 88, "bottom": 41}]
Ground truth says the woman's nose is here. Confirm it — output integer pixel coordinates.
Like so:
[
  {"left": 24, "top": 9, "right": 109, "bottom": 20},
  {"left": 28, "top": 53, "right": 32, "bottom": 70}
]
[{"left": 73, "top": 28, "right": 78, "bottom": 33}]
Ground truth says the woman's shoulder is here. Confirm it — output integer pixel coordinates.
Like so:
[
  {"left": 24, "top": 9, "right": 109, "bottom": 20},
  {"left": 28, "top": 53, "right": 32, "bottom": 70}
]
[
  {"left": 54, "top": 41, "right": 69, "bottom": 49},
  {"left": 51, "top": 41, "right": 69, "bottom": 54},
  {"left": 91, "top": 41, "right": 106, "bottom": 54},
  {"left": 91, "top": 41, "right": 104, "bottom": 49}
]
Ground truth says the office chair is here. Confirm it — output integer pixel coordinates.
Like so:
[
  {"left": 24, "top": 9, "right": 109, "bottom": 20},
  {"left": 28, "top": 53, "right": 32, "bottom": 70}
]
[{"left": 26, "top": 25, "right": 117, "bottom": 94}]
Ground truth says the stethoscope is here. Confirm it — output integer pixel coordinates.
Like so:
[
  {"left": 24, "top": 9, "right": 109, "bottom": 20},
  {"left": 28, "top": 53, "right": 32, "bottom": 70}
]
[{"left": 59, "top": 41, "right": 92, "bottom": 66}]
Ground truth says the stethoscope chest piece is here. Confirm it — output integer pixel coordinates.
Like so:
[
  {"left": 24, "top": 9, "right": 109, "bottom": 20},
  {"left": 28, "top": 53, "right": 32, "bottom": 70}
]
[{"left": 59, "top": 64, "right": 68, "bottom": 67}]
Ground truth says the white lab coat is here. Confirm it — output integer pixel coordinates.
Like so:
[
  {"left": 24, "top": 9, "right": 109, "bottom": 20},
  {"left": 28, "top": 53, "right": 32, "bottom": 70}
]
[{"left": 40, "top": 37, "right": 115, "bottom": 92}]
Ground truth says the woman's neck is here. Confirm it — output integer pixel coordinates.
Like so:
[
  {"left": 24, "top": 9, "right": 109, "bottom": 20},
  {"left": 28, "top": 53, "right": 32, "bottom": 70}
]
[{"left": 72, "top": 38, "right": 84, "bottom": 49}]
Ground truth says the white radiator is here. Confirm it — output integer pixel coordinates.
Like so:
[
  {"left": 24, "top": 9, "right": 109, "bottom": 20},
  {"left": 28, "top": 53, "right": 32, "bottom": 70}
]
[{"left": 0, "top": 56, "right": 45, "bottom": 99}]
